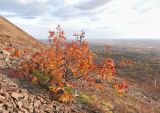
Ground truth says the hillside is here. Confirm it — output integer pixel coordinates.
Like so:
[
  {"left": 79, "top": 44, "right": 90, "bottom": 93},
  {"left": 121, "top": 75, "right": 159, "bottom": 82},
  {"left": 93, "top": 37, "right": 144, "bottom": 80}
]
[
  {"left": 0, "top": 17, "right": 85, "bottom": 112},
  {"left": 0, "top": 16, "right": 160, "bottom": 113},
  {"left": 0, "top": 16, "right": 46, "bottom": 50}
]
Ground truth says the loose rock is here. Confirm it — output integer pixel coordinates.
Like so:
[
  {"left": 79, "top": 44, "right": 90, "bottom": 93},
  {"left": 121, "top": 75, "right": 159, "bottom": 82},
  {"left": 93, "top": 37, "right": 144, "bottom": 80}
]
[{"left": 11, "top": 92, "right": 24, "bottom": 101}]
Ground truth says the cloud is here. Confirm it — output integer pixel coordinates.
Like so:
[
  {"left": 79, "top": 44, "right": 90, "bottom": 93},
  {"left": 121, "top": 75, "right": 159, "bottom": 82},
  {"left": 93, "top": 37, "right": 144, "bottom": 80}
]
[
  {"left": 75, "top": 0, "right": 111, "bottom": 10},
  {"left": 133, "top": 0, "right": 160, "bottom": 13},
  {"left": 0, "top": 0, "right": 50, "bottom": 18},
  {"left": 51, "top": 7, "right": 96, "bottom": 20},
  {"left": 0, "top": 0, "right": 111, "bottom": 19},
  {"left": 0, "top": 11, "right": 17, "bottom": 18},
  {"left": 51, "top": 4, "right": 111, "bottom": 20},
  {"left": 52, "top": 6, "right": 80, "bottom": 19},
  {"left": 1, "top": 0, "right": 160, "bottom": 39}
]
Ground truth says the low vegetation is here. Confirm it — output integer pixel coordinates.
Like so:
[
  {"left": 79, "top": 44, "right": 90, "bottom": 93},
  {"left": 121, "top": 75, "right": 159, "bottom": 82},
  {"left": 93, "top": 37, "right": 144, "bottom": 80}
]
[{"left": 3, "top": 25, "right": 127, "bottom": 104}]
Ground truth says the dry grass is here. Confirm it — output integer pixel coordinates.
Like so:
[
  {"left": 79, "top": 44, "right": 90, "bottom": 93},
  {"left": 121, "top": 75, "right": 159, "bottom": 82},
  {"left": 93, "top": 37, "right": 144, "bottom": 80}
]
[{"left": 0, "top": 16, "right": 46, "bottom": 50}]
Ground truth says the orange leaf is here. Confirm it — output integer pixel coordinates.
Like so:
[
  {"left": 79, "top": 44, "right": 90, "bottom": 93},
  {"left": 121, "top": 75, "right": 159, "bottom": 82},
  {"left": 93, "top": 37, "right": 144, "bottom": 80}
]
[{"left": 11, "top": 49, "right": 21, "bottom": 57}]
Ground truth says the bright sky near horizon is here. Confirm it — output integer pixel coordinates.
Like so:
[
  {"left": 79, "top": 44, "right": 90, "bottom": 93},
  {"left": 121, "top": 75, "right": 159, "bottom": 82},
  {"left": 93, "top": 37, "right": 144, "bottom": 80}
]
[{"left": 0, "top": 0, "right": 160, "bottom": 39}]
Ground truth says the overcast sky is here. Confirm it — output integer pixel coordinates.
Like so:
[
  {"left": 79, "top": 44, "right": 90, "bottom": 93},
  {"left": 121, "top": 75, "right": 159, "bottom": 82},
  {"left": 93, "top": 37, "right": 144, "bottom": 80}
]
[{"left": 0, "top": 0, "right": 160, "bottom": 39}]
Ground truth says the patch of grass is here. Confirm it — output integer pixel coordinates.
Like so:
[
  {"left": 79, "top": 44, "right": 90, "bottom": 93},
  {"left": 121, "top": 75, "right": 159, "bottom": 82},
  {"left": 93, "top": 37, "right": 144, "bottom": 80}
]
[
  {"left": 77, "top": 92, "right": 114, "bottom": 113},
  {"left": 78, "top": 92, "right": 92, "bottom": 104},
  {"left": 101, "top": 101, "right": 113, "bottom": 113}
]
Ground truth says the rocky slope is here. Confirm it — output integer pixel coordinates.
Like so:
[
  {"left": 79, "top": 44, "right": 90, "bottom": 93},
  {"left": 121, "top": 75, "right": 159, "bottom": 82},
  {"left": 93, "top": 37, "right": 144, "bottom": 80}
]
[
  {"left": 0, "top": 73, "right": 86, "bottom": 113},
  {"left": 0, "top": 16, "right": 160, "bottom": 113},
  {"left": 0, "top": 16, "right": 85, "bottom": 113},
  {"left": 0, "top": 49, "right": 86, "bottom": 113}
]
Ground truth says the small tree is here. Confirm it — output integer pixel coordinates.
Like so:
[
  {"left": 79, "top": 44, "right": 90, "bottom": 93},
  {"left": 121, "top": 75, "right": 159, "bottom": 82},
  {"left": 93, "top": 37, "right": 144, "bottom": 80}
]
[{"left": 6, "top": 25, "right": 127, "bottom": 102}]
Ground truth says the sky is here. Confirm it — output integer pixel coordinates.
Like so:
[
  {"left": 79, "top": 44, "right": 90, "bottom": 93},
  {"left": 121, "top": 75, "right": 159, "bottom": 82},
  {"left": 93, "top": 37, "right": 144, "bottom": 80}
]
[{"left": 0, "top": 0, "right": 160, "bottom": 39}]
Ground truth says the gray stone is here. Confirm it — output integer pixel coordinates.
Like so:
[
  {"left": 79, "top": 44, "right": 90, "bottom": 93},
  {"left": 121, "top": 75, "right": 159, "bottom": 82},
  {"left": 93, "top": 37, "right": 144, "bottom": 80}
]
[
  {"left": 33, "top": 100, "right": 41, "bottom": 108},
  {"left": 23, "top": 92, "right": 29, "bottom": 101},
  {"left": 0, "top": 95, "right": 6, "bottom": 101},
  {"left": 11, "top": 92, "right": 24, "bottom": 101},
  {"left": 17, "top": 101, "right": 23, "bottom": 109},
  {"left": 4, "top": 57, "right": 10, "bottom": 62},
  {"left": 27, "top": 105, "right": 34, "bottom": 112},
  {"left": 5, "top": 102, "right": 13, "bottom": 108},
  {"left": 20, "top": 108, "right": 29, "bottom": 113},
  {"left": 56, "top": 106, "right": 64, "bottom": 112}
]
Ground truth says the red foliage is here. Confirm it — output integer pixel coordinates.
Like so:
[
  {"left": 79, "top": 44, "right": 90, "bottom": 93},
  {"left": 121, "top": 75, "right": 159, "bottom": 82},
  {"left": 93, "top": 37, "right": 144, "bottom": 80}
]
[
  {"left": 113, "top": 80, "right": 128, "bottom": 95},
  {"left": 119, "top": 57, "right": 134, "bottom": 67},
  {"left": 11, "top": 49, "right": 21, "bottom": 57},
  {"left": 8, "top": 25, "right": 127, "bottom": 102},
  {"left": 7, "top": 69, "right": 24, "bottom": 78},
  {"left": 3, "top": 47, "right": 12, "bottom": 51}
]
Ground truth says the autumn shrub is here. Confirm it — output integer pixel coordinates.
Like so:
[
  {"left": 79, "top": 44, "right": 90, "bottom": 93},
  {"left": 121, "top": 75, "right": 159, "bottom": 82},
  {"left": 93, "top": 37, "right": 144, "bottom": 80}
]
[{"left": 4, "top": 25, "right": 127, "bottom": 103}]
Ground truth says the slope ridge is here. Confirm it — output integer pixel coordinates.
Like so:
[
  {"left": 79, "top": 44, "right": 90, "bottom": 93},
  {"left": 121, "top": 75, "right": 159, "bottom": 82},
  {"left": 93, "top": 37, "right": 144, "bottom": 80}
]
[{"left": 0, "top": 16, "right": 46, "bottom": 50}]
